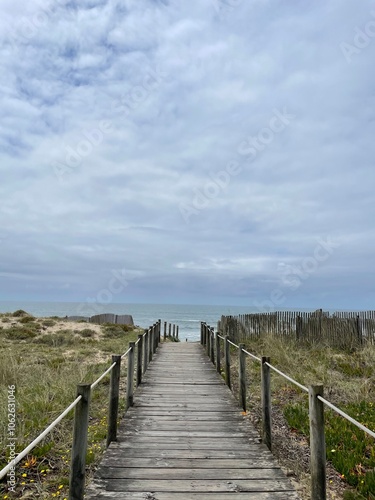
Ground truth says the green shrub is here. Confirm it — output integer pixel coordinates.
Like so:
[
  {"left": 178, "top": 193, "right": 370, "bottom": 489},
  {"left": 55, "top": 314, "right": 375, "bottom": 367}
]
[
  {"left": 4, "top": 327, "right": 38, "bottom": 340},
  {"left": 12, "top": 309, "right": 28, "bottom": 317},
  {"left": 78, "top": 329, "right": 96, "bottom": 338},
  {"left": 284, "top": 401, "right": 375, "bottom": 496},
  {"left": 41, "top": 319, "right": 56, "bottom": 327},
  {"left": 19, "top": 315, "right": 36, "bottom": 324}
]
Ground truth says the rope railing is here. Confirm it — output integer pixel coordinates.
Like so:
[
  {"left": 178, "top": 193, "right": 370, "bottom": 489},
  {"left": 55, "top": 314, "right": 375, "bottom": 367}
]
[
  {"left": 0, "top": 318, "right": 165, "bottom": 499},
  {"left": 200, "top": 320, "right": 375, "bottom": 500}
]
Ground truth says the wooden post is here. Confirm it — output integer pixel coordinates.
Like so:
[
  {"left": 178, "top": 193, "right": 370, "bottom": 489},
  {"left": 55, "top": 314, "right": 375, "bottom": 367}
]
[
  {"left": 206, "top": 325, "right": 210, "bottom": 357},
  {"left": 106, "top": 355, "right": 121, "bottom": 447},
  {"left": 202, "top": 322, "right": 206, "bottom": 346},
  {"left": 149, "top": 327, "right": 153, "bottom": 362},
  {"left": 261, "top": 356, "right": 272, "bottom": 450},
  {"left": 126, "top": 342, "right": 135, "bottom": 410},
  {"left": 153, "top": 324, "right": 157, "bottom": 353},
  {"left": 215, "top": 332, "right": 221, "bottom": 373},
  {"left": 309, "top": 385, "right": 326, "bottom": 500},
  {"left": 224, "top": 335, "right": 231, "bottom": 389},
  {"left": 176, "top": 325, "right": 179, "bottom": 339},
  {"left": 172, "top": 324, "right": 176, "bottom": 339},
  {"left": 210, "top": 328, "right": 215, "bottom": 364},
  {"left": 239, "top": 344, "right": 246, "bottom": 411},
  {"left": 168, "top": 323, "right": 171, "bottom": 338},
  {"left": 143, "top": 330, "right": 149, "bottom": 373},
  {"left": 158, "top": 319, "right": 161, "bottom": 343},
  {"left": 69, "top": 384, "right": 91, "bottom": 500},
  {"left": 137, "top": 334, "right": 143, "bottom": 386}
]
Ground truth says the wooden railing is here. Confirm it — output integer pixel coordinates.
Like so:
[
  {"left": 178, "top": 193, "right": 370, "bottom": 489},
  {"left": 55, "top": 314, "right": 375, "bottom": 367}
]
[
  {"left": 201, "top": 322, "right": 375, "bottom": 500},
  {"left": 0, "top": 319, "right": 178, "bottom": 500}
]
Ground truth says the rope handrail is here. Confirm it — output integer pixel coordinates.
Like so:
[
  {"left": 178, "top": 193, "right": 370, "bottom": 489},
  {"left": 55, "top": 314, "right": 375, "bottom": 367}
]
[
  {"left": 91, "top": 362, "right": 117, "bottom": 389},
  {"left": 265, "top": 362, "right": 309, "bottom": 393},
  {"left": 242, "top": 348, "right": 261, "bottom": 362},
  {"left": 0, "top": 395, "right": 82, "bottom": 480},
  {"left": 212, "top": 330, "right": 374, "bottom": 441},
  {"left": 317, "top": 395, "right": 375, "bottom": 439},
  {"left": 121, "top": 346, "right": 132, "bottom": 360},
  {"left": 217, "top": 334, "right": 225, "bottom": 340}
]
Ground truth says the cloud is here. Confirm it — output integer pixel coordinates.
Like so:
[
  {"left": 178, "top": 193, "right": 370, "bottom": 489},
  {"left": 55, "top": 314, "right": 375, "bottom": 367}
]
[{"left": 1, "top": 0, "right": 375, "bottom": 308}]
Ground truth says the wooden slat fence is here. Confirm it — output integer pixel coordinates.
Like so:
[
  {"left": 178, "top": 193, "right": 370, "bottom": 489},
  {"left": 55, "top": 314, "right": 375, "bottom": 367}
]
[{"left": 218, "top": 310, "right": 375, "bottom": 348}]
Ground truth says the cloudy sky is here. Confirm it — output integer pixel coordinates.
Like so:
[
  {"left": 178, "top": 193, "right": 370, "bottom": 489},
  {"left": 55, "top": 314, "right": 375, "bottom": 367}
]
[{"left": 1, "top": 0, "right": 375, "bottom": 310}]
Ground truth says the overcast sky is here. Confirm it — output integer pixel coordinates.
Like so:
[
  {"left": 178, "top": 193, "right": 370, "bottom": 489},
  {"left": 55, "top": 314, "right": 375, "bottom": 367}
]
[{"left": 1, "top": 0, "right": 375, "bottom": 310}]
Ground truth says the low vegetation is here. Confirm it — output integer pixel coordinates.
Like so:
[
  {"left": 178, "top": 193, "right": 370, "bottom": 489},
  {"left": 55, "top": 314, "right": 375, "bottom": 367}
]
[
  {"left": 227, "top": 335, "right": 375, "bottom": 499},
  {"left": 0, "top": 312, "right": 140, "bottom": 499}
]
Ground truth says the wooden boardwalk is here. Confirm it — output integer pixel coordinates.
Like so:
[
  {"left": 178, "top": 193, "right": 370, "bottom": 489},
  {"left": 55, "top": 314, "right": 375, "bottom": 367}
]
[{"left": 86, "top": 342, "right": 300, "bottom": 499}]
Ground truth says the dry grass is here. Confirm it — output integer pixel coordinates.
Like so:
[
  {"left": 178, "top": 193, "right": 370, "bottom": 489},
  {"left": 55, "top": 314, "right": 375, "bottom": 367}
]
[
  {"left": 0, "top": 311, "right": 142, "bottom": 499},
  {"left": 223, "top": 335, "right": 375, "bottom": 500}
]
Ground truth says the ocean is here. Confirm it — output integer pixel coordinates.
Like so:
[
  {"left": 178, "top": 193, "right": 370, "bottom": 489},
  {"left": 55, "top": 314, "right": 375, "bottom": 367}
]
[{"left": 0, "top": 301, "right": 254, "bottom": 342}]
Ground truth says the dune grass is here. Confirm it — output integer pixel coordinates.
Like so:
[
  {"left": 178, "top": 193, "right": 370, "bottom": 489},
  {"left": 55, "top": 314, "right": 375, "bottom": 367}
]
[
  {"left": 0, "top": 311, "right": 140, "bottom": 499},
  {"left": 226, "top": 335, "right": 375, "bottom": 499}
]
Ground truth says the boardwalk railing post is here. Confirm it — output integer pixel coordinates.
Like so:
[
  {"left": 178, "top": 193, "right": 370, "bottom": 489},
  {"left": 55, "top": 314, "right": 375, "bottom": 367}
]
[
  {"left": 168, "top": 323, "right": 172, "bottom": 338},
  {"left": 143, "top": 329, "right": 149, "bottom": 373},
  {"left": 239, "top": 343, "right": 246, "bottom": 411},
  {"left": 210, "top": 328, "right": 215, "bottom": 364},
  {"left": 107, "top": 355, "right": 121, "bottom": 447},
  {"left": 149, "top": 327, "right": 153, "bottom": 362},
  {"left": 173, "top": 324, "right": 176, "bottom": 339},
  {"left": 137, "top": 334, "right": 143, "bottom": 386},
  {"left": 176, "top": 325, "right": 179, "bottom": 340},
  {"left": 153, "top": 324, "right": 157, "bottom": 353},
  {"left": 215, "top": 332, "right": 221, "bottom": 373},
  {"left": 309, "top": 385, "right": 326, "bottom": 500},
  {"left": 126, "top": 342, "right": 135, "bottom": 410},
  {"left": 69, "top": 384, "right": 91, "bottom": 500},
  {"left": 164, "top": 321, "right": 167, "bottom": 340},
  {"left": 224, "top": 335, "right": 231, "bottom": 389},
  {"left": 261, "top": 356, "right": 272, "bottom": 450},
  {"left": 200, "top": 322, "right": 204, "bottom": 345},
  {"left": 158, "top": 319, "right": 161, "bottom": 344},
  {"left": 206, "top": 325, "right": 210, "bottom": 357}
]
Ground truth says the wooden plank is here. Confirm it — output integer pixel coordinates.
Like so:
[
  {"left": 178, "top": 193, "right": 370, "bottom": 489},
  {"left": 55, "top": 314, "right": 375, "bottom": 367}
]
[
  {"left": 100, "top": 458, "right": 278, "bottom": 468},
  {"left": 90, "top": 478, "right": 296, "bottom": 492},
  {"left": 97, "top": 467, "right": 286, "bottom": 480},
  {"left": 86, "top": 490, "right": 300, "bottom": 499}
]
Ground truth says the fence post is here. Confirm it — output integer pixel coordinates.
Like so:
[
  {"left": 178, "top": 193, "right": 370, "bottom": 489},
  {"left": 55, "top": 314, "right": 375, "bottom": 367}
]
[
  {"left": 158, "top": 319, "right": 161, "bottom": 343},
  {"left": 153, "top": 324, "right": 157, "bottom": 353},
  {"left": 239, "top": 344, "right": 246, "bottom": 411},
  {"left": 143, "top": 329, "right": 149, "bottom": 373},
  {"left": 172, "top": 324, "right": 175, "bottom": 339},
  {"left": 168, "top": 323, "right": 171, "bottom": 338},
  {"left": 261, "top": 356, "right": 272, "bottom": 450},
  {"left": 215, "top": 332, "right": 221, "bottom": 373},
  {"left": 309, "top": 385, "right": 326, "bottom": 500},
  {"left": 137, "top": 334, "right": 143, "bottom": 386},
  {"left": 200, "top": 322, "right": 203, "bottom": 344},
  {"left": 164, "top": 321, "right": 167, "bottom": 340},
  {"left": 224, "top": 335, "right": 231, "bottom": 389},
  {"left": 106, "top": 355, "right": 121, "bottom": 447},
  {"left": 206, "top": 325, "right": 210, "bottom": 356},
  {"left": 126, "top": 342, "right": 135, "bottom": 410},
  {"left": 69, "top": 384, "right": 91, "bottom": 500},
  {"left": 176, "top": 325, "right": 179, "bottom": 340},
  {"left": 149, "top": 327, "right": 153, "bottom": 362},
  {"left": 210, "top": 328, "right": 215, "bottom": 364}
]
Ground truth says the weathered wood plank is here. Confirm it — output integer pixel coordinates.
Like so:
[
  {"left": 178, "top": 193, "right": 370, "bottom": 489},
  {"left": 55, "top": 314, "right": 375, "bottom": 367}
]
[
  {"left": 86, "top": 492, "right": 300, "bottom": 500},
  {"left": 89, "top": 478, "right": 296, "bottom": 492},
  {"left": 97, "top": 467, "right": 286, "bottom": 480},
  {"left": 100, "top": 458, "right": 278, "bottom": 468}
]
